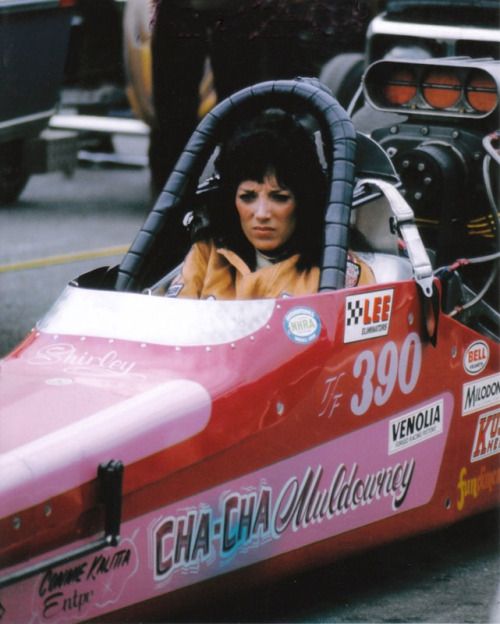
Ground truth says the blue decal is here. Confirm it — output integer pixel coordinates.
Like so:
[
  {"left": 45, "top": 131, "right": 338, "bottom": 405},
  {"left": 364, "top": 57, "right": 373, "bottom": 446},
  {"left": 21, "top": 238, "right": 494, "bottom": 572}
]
[{"left": 283, "top": 307, "right": 321, "bottom": 345}]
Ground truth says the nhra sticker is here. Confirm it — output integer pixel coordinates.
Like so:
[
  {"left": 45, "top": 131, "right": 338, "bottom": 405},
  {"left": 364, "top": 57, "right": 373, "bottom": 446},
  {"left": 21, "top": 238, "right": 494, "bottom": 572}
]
[
  {"left": 462, "top": 372, "right": 500, "bottom": 416},
  {"left": 283, "top": 307, "right": 321, "bottom": 344},
  {"left": 471, "top": 409, "right": 500, "bottom": 463},
  {"left": 389, "top": 399, "right": 443, "bottom": 455},
  {"left": 344, "top": 289, "right": 393, "bottom": 343},
  {"left": 463, "top": 340, "right": 489, "bottom": 376}
]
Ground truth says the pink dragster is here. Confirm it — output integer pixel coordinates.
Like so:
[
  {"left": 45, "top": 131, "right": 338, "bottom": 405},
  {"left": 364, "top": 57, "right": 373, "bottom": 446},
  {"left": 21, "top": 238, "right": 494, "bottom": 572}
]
[{"left": 0, "top": 59, "right": 499, "bottom": 622}]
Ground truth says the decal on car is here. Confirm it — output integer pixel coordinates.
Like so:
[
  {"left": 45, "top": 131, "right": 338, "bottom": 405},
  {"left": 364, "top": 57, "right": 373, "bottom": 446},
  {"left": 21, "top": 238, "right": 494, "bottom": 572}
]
[
  {"left": 462, "top": 372, "right": 500, "bottom": 416},
  {"left": 26, "top": 342, "right": 143, "bottom": 380},
  {"left": 463, "top": 340, "right": 490, "bottom": 376},
  {"left": 39, "top": 547, "right": 135, "bottom": 618},
  {"left": 389, "top": 398, "right": 443, "bottom": 455},
  {"left": 351, "top": 333, "right": 422, "bottom": 416},
  {"left": 283, "top": 307, "right": 321, "bottom": 344},
  {"left": 344, "top": 289, "right": 393, "bottom": 343},
  {"left": 456, "top": 465, "right": 500, "bottom": 511},
  {"left": 471, "top": 408, "right": 500, "bottom": 463},
  {"left": 156, "top": 464, "right": 418, "bottom": 582},
  {"left": 151, "top": 394, "right": 451, "bottom": 587},
  {"left": 319, "top": 373, "right": 346, "bottom": 419},
  {"left": 20, "top": 536, "right": 139, "bottom": 622}
]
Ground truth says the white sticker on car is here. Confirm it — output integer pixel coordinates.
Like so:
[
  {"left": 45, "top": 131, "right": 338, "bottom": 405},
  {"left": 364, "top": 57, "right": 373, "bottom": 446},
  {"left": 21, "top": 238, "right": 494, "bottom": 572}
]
[
  {"left": 344, "top": 289, "right": 393, "bottom": 343},
  {"left": 463, "top": 340, "right": 490, "bottom": 376},
  {"left": 462, "top": 373, "right": 500, "bottom": 416},
  {"left": 389, "top": 398, "right": 443, "bottom": 454}
]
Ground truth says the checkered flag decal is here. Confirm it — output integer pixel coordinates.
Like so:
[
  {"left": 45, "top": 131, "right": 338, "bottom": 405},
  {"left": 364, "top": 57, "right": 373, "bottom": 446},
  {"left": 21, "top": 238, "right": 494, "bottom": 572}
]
[{"left": 346, "top": 299, "right": 363, "bottom": 326}]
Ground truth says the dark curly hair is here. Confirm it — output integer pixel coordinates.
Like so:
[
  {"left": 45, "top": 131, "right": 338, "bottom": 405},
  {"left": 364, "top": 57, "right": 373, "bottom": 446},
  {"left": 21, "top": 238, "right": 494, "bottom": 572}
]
[{"left": 211, "top": 109, "right": 327, "bottom": 270}]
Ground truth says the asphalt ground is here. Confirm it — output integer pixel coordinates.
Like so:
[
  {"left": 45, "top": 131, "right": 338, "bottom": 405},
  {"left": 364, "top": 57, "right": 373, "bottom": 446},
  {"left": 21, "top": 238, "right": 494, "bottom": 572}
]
[{"left": 0, "top": 136, "right": 150, "bottom": 356}]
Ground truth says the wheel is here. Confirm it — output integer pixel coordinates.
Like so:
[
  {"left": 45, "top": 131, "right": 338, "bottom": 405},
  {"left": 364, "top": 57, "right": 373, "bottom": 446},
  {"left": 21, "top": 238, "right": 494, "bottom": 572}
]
[
  {"left": 0, "top": 140, "right": 30, "bottom": 204},
  {"left": 319, "top": 52, "right": 365, "bottom": 111}
]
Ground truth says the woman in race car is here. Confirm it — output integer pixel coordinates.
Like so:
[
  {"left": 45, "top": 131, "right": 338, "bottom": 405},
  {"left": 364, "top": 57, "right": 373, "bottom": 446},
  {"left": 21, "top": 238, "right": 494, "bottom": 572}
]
[{"left": 165, "top": 109, "right": 375, "bottom": 299}]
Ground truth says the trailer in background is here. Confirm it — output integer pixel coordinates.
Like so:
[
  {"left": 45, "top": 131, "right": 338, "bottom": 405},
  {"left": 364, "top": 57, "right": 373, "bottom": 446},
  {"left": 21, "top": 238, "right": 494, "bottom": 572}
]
[{"left": 0, "top": 0, "right": 75, "bottom": 203}]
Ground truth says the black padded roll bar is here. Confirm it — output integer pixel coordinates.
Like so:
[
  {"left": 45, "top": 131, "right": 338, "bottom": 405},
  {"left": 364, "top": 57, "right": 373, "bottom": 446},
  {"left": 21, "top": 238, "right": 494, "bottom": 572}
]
[{"left": 115, "top": 78, "right": 357, "bottom": 292}]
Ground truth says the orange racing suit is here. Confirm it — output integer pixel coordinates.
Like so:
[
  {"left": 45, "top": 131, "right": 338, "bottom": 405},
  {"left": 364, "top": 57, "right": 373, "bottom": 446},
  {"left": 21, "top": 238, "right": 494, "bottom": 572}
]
[{"left": 165, "top": 240, "right": 375, "bottom": 300}]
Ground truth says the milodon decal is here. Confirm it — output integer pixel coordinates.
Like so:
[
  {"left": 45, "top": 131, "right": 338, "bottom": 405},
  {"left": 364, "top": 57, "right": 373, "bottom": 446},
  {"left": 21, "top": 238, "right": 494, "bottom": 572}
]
[
  {"left": 389, "top": 399, "right": 443, "bottom": 455},
  {"left": 471, "top": 409, "right": 500, "bottom": 463},
  {"left": 463, "top": 340, "right": 490, "bottom": 376},
  {"left": 344, "top": 289, "right": 393, "bottom": 343},
  {"left": 283, "top": 307, "right": 321, "bottom": 345},
  {"left": 1, "top": 395, "right": 452, "bottom": 624},
  {"left": 462, "top": 372, "right": 500, "bottom": 416},
  {"left": 456, "top": 465, "right": 500, "bottom": 511},
  {"left": 26, "top": 343, "right": 144, "bottom": 380}
]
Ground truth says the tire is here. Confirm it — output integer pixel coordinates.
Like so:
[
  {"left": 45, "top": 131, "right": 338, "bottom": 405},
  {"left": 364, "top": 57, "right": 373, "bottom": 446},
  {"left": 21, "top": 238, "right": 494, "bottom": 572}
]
[
  {"left": 0, "top": 140, "right": 30, "bottom": 205},
  {"left": 319, "top": 52, "right": 365, "bottom": 111}
]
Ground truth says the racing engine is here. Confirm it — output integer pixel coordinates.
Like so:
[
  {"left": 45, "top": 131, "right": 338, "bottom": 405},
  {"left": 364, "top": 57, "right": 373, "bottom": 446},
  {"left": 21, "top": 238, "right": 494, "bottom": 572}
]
[{"left": 360, "top": 56, "right": 499, "bottom": 336}]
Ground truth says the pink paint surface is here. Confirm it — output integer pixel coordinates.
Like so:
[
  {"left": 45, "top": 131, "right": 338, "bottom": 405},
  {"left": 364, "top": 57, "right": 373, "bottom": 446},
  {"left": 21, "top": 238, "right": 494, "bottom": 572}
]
[
  {"left": 1, "top": 394, "right": 452, "bottom": 623},
  {"left": 0, "top": 379, "right": 211, "bottom": 517}
]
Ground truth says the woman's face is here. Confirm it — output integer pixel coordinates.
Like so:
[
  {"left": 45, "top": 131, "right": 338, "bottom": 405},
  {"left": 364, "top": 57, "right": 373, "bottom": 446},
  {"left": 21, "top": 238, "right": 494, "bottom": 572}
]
[{"left": 235, "top": 174, "right": 297, "bottom": 253}]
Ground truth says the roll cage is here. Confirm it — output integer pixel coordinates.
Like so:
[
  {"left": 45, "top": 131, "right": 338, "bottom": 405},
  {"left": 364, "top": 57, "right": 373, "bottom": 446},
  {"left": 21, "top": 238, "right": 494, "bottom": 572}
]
[
  {"left": 114, "top": 78, "right": 433, "bottom": 301},
  {"left": 115, "top": 78, "right": 359, "bottom": 293}
]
